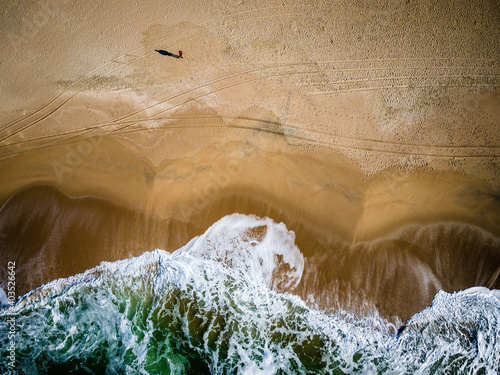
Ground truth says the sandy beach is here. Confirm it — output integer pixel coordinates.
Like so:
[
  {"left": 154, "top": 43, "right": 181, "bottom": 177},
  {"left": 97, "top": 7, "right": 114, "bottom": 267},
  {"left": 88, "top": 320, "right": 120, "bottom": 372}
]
[{"left": 1, "top": 0, "right": 499, "bottom": 321}]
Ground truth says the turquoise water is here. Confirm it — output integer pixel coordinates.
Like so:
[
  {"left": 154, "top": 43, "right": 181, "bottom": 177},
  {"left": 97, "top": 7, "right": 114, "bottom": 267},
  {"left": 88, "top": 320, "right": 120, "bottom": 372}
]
[{"left": 1, "top": 214, "right": 499, "bottom": 374}]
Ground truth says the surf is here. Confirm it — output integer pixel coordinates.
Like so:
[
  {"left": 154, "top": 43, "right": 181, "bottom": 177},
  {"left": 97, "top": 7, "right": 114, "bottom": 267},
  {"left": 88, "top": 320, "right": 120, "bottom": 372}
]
[{"left": 1, "top": 214, "right": 499, "bottom": 374}]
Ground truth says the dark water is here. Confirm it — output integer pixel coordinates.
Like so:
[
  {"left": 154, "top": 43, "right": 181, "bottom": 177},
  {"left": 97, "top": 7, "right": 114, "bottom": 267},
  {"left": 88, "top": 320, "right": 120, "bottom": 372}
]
[{"left": 1, "top": 214, "right": 499, "bottom": 374}]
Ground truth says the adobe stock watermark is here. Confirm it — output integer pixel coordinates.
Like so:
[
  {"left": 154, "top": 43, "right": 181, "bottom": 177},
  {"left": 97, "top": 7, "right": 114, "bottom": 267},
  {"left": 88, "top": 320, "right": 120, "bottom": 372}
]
[
  {"left": 5, "top": 261, "right": 17, "bottom": 372},
  {"left": 177, "top": 159, "right": 242, "bottom": 221},
  {"left": 51, "top": 132, "right": 104, "bottom": 183},
  {"left": 8, "top": 0, "right": 69, "bottom": 56}
]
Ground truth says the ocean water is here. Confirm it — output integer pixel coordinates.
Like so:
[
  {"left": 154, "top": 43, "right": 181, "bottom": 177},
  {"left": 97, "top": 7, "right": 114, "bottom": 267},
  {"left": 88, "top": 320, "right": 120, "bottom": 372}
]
[{"left": 1, "top": 214, "right": 499, "bottom": 374}]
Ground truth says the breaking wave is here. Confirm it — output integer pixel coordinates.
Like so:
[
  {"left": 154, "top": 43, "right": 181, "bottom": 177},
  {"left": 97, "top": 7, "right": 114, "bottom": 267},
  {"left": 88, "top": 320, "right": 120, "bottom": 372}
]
[{"left": 1, "top": 214, "right": 499, "bottom": 374}]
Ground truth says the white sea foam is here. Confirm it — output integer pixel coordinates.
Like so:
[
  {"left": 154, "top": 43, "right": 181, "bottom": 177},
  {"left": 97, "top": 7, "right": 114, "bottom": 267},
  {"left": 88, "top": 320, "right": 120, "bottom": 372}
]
[
  {"left": 1, "top": 214, "right": 499, "bottom": 374},
  {"left": 0, "top": 287, "right": 8, "bottom": 306},
  {"left": 463, "top": 286, "right": 500, "bottom": 302},
  {"left": 172, "top": 213, "right": 304, "bottom": 291}
]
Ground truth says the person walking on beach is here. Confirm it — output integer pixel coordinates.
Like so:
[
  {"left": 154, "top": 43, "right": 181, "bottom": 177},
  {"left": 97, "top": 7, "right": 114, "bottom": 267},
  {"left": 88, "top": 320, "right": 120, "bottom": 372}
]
[{"left": 179, "top": 50, "right": 183, "bottom": 58}]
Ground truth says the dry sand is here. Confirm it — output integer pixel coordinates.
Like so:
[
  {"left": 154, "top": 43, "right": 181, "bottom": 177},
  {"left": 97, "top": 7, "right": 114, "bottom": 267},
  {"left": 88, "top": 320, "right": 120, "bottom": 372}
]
[{"left": 0, "top": 0, "right": 499, "bottom": 320}]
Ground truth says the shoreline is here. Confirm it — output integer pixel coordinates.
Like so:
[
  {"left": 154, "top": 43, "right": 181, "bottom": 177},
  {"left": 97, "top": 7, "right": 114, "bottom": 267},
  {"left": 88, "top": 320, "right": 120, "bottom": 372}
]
[
  {"left": 1, "top": 132, "right": 499, "bottom": 240},
  {"left": 0, "top": 0, "right": 499, "bottom": 322},
  {"left": 1, "top": 160, "right": 499, "bottom": 320}
]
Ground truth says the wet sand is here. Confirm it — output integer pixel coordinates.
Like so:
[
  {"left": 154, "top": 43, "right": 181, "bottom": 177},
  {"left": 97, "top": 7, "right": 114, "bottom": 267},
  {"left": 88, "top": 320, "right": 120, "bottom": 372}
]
[
  {"left": 1, "top": 134, "right": 499, "bottom": 320},
  {"left": 0, "top": 0, "right": 499, "bottom": 321}
]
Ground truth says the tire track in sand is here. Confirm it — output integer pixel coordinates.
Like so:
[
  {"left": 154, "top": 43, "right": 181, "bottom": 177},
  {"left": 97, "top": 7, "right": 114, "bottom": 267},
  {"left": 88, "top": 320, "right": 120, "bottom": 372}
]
[{"left": 0, "top": 4, "right": 315, "bottom": 139}]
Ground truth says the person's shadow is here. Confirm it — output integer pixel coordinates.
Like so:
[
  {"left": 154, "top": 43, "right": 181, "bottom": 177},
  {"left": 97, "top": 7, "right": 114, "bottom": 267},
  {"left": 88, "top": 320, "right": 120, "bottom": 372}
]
[{"left": 155, "top": 50, "right": 182, "bottom": 58}]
